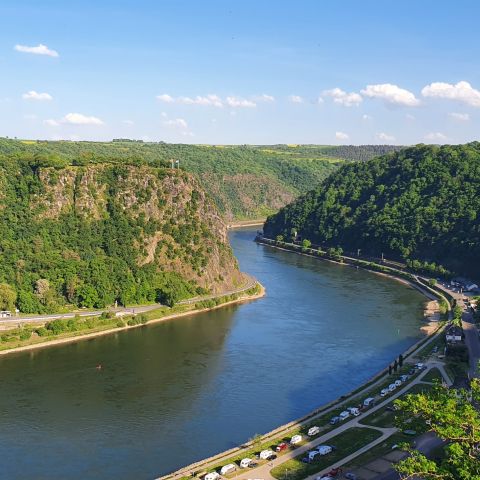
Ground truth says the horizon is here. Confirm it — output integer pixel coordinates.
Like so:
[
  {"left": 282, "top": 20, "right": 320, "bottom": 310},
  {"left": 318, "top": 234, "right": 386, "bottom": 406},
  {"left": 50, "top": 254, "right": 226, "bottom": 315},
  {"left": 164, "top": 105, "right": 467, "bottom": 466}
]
[{"left": 1, "top": 0, "right": 480, "bottom": 145}]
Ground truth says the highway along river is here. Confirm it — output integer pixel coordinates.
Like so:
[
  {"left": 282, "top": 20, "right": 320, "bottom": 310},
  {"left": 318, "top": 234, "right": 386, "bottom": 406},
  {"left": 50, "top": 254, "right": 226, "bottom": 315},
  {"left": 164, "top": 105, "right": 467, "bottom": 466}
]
[{"left": 0, "top": 227, "right": 426, "bottom": 480}]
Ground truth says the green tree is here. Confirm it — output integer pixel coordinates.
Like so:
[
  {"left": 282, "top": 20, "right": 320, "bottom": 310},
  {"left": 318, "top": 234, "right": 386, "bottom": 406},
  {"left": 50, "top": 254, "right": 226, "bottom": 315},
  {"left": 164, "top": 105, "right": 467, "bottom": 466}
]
[
  {"left": 302, "top": 239, "right": 312, "bottom": 250},
  {"left": 77, "top": 284, "right": 99, "bottom": 308},
  {"left": 394, "top": 379, "right": 480, "bottom": 479},
  {"left": 0, "top": 283, "right": 16, "bottom": 311}
]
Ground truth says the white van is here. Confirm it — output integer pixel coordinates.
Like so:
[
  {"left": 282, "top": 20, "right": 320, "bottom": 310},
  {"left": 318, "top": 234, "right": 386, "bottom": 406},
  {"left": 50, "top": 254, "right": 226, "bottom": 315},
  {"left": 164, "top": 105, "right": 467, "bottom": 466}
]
[
  {"left": 363, "top": 397, "right": 375, "bottom": 407},
  {"left": 290, "top": 434, "right": 302, "bottom": 445},
  {"left": 204, "top": 473, "right": 220, "bottom": 480},
  {"left": 348, "top": 407, "right": 360, "bottom": 416},
  {"left": 308, "top": 450, "right": 319, "bottom": 461},
  {"left": 259, "top": 449, "right": 275, "bottom": 460},
  {"left": 394, "top": 379, "right": 402, "bottom": 387},
  {"left": 400, "top": 375, "right": 409, "bottom": 383},
  {"left": 220, "top": 464, "right": 236, "bottom": 475},
  {"left": 388, "top": 383, "right": 396, "bottom": 392},
  {"left": 316, "top": 445, "right": 333, "bottom": 455},
  {"left": 380, "top": 388, "right": 389, "bottom": 397},
  {"left": 308, "top": 426, "right": 320, "bottom": 436},
  {"left": 339, "top": 410, "right": 350, "bottom": 420},
  {"left": 240, "top": 458, "right": 252, "bottom": 468}
]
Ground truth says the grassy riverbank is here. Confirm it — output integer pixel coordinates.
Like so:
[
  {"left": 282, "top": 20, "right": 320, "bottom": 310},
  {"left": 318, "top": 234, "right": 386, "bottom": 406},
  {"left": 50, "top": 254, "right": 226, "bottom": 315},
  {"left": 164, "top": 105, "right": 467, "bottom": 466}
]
[{"left": 0, "top": 283, "right": 264, "bottom": 355}]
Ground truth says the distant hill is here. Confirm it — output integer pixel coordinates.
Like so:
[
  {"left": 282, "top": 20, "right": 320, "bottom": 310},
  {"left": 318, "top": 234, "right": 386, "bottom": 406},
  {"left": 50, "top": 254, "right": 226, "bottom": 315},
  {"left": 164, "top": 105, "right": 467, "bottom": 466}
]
[
  {"left": 0, "top": 139, "right": 399, "bottom": 220},
  {"left": 0, "top": 158, "right": 244, "bottom": 313},
  {"left": 264, "top": 143, "right": 480, "bottom": 278}
]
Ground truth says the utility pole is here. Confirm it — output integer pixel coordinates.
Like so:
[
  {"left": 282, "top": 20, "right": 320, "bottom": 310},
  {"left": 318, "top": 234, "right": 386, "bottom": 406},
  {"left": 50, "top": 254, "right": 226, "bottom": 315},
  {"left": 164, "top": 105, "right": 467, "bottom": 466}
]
[
  {"left": 357, "top": 248, "right": 361, "bottom": 257},
  {"left": 381, "top": 252, "right": 384, "bottom": 262}
]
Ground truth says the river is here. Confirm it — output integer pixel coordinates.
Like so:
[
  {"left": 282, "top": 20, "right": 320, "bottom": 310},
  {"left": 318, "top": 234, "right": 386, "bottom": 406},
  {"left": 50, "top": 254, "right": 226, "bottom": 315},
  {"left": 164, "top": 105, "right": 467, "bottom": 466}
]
[{"left": 0, "top": 227, "right": 425, "bottom": 480}]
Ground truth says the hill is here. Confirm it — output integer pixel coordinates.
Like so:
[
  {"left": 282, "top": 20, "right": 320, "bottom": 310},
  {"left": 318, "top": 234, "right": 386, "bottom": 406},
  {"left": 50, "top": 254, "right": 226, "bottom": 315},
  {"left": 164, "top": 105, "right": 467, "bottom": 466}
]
[
  {"left": 0, "top": 157, "right": 244, "bottom": 314},
  {"left": 0, "top": 139, "right": 399, "bottom": 220},
  {"left": 264, "top": 143, "right": 480, "bottom": 278}
]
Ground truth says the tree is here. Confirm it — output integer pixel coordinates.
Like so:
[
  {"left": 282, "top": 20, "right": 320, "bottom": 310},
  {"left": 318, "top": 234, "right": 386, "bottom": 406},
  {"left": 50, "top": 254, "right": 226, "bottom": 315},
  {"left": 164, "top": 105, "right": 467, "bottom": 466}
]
[
  {"left": 0, "top": 283, "right": 16, "bottom": 311},
  {"left": 394, "top": 379, "right": 480, "bottom": 479},
  {"left": 77, "top": 284, "right": 99, "bottom": 308},
  {"left": 389, "top": 365, "right": 392, "bottom": 375},
  {"left": 302, "top": 239, "right": 312, "bottom": 250},
  {"left": 399, "top": 354, "right": 403, "bottom": 367},
  {"left": 393, "top": 359, "right": 398, "bottom": 372},
  {"left": 276, "top": 234, "right": 284, "bottom": 242}
]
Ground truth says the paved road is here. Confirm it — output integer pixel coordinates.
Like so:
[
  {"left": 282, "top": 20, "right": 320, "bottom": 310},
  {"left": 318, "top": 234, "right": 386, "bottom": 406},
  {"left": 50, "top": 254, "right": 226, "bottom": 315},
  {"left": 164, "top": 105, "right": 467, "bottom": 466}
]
[
  {"left": 0, "top": 275, "right": 258, "bottom": 327},
  {"left": 435, "top": 283, "right": 480, "bottom": 378},
  {"left": 230, "top": 361, "right": 450, "bottom": 480}
]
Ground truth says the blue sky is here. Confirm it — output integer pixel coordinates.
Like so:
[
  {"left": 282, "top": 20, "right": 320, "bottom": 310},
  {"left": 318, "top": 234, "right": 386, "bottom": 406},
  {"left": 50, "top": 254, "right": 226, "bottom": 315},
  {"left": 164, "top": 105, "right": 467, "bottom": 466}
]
[{"left": 1, "top": 0, "right": 479, "bottom": 144}]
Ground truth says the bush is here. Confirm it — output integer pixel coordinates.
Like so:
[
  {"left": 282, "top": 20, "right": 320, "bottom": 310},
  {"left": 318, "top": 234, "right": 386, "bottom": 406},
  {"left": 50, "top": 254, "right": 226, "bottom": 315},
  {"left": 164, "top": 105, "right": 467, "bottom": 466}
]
[
  {"left": 19, "top": 329, "right": 32, "bottom": 341},
  {"left": 116, "top": 320, "right": 125, "bottom": 328},
  {"left": 36, "top": 327, "right": 49, "bottom": 337}
]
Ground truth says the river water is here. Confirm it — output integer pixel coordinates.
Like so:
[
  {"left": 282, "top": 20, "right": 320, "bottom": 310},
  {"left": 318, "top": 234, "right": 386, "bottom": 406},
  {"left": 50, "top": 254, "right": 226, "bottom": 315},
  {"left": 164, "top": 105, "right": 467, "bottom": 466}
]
[{"left": 0, "top": 228, "right": 425, "bottom": 480}]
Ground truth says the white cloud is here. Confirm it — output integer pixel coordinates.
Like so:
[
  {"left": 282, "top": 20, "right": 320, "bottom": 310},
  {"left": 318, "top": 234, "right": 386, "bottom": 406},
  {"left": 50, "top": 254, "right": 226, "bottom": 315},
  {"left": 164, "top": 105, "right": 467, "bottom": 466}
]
[
  {"left": 362, "top": 114, "right": 373, "bottom": 120},
  {"left": 335, "top": 131, "right": 349, "bottom": 140},
  {"left": 361, "top": 83, "right": 420, "bottom": 107},
  {"left": 163, "top": 118, "right": 188, "bottom": 129},
  {"left": 323, "top": 88, "right": 362, "bottom": 107},
  {"left": 425, "top": 132, "right": 448, "bottom": 142},
  {"left": 44, "top": 119, "right": 60, "bottom": 127},
  {"left": 177, "top": 94, "right": 224, "bottom": 107},
  {"left": 226, "top": 96, "right": 256, "bottom": 108},
  {"left": 421, "top": 81, "right": 480, "bottom": 107},
  {"left": 63, "top": 113, "right": 104, "bottom": 126},
  {"left": 156, "top": 94, "right": 175, "bottom": 103},
  {"left": 375, "top": 132, "right": 396, "bottom": 142},
  {"left": 288, "top": 95, "right": 304, "bottom": 104},
  {"left": 449, "top": 112, "right": 470, "bottom": 121},
  {"left": 160, "top": 112, "right": 168, "bottom": 118},
  {"left": 254, "top": 93, "right": 275, "bottom": 102},
  {"left": 14, "top": 43, "right": 59, "bottom": 57},
  {"left": 22, "top": 90, "right": 53, "bottom": 101}
]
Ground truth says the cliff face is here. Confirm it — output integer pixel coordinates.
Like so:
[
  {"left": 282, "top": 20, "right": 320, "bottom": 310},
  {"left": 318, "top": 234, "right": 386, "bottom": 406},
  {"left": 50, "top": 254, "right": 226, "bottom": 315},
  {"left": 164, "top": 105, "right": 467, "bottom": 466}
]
[{"left": 0, "top": 161, "right": 243, "bottom": 313}]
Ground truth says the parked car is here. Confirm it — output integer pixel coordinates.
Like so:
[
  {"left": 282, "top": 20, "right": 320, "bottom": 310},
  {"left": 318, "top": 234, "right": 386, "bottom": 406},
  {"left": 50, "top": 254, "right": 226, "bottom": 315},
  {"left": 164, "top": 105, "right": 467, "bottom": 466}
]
[
  {"left": 259, "top": 449, "right": 275, "bottom": 460},
  {"left": 388, "top": 383, "right": 397, "bottom": 392},
  {"left": 347, "top": 407, "right": 360, "bottom": 416},
  {"left": 339, "top": 410, "right": 350, "bottom": 421},
  {"left": 204, "top": 473, "right": 220, "bottom": 480},
  {"left": 415, "top": 362, "right": 425, "bottom": 370},
  {"left": 276, "top": 442, "right": 288, "bottom": 452},
  {"left": 240, "top": 458, "right": 252, "bottom": 468},
  {"left": 327, "top": 467, "right": 343, "bottom": 477},
  {"left": 308, "top": 426, "right": 320, "bottom": 436},
  {"left": 220, "top": 464, "right": 236, "bottom": 475},
  {"left": 316, "top": 476, "right": 333, "bottom": 480},
  {"left": 290, "top": 434, "right": 302, "bottom": 446},
  {"left": 400, "top": 374, "right": 409, "bottom": 382},
  {"left": 363, "top": 397, "right": 375, "bottom": 407},
  {"left": 394, "top": 379, "right": 402, "bottom": 387},
  {"left": 408, "top": 368, "right": 416, "bottom": 375},
  {"left": 345, "top": 473, "right": 357, "bottom": 480},
  {"left": 329, "top": 416, "right": 341, "bottom": 425},
  {"left": 316, "top": 445, "right": 333, "bottom": 455},
  {"left": 380, "top": 388, "right": 389, "bottom": 397}
]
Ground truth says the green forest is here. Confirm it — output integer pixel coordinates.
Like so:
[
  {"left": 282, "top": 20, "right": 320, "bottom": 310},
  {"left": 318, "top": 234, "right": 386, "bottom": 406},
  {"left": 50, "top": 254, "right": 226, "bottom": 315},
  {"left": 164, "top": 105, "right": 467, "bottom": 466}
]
[
  {"left": 264, "top": 143, "right": 480, "bottom": 278},
  {"left": 0, "top": 154, "right": 241, "bottom": 314},
  {"left": 0, "top": 139, "right": 397, "bottom": 220}
]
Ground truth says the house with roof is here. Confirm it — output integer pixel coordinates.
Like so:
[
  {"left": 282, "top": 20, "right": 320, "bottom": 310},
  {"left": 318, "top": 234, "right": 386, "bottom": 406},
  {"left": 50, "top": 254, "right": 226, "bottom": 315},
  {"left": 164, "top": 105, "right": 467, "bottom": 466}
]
[{"left": 445, "top": 325, "right": 464, "bottom": 344}]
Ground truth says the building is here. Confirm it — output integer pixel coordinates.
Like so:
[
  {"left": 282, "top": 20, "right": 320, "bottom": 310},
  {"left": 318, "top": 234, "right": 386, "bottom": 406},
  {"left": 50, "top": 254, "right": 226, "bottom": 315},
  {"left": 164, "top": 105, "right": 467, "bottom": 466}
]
[
  {"left": 0, "top": 311, "right": 12, "bottom": 318},
  {"left": 445, "top": 325, "right": 464, "bottom": 343}
]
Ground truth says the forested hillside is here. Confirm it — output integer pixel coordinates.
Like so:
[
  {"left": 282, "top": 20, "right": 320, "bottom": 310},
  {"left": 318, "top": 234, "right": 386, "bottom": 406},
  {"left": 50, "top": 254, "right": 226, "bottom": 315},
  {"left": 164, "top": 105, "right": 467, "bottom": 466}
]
[
  {"left": 264, "top": 143, "right": 480, "bottom": 278},
  {"left": 0, "top": 156, "right": 244, "bottom": 313},
  {"left": 0, "top": 139, "right": 398, "bottom": 220}
]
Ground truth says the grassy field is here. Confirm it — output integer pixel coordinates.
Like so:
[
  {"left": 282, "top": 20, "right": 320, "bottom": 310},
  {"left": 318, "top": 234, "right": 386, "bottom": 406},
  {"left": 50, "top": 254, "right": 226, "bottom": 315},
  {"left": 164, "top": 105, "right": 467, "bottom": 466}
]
[
  {"left": 270, "top": 427, "right": 382, "bottom": 480},
  {"left": 421, "top": 367, "right": 444, "bottom": 383}
]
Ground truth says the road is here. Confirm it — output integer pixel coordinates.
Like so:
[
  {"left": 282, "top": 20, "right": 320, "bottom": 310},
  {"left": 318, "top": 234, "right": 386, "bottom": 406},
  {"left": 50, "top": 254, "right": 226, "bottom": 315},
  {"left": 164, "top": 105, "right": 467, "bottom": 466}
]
[
  {"left": 434, "top": 282, "right": 480, "bottom": 378},
  {"left": 230, "top": 361, "right": 450, "bottom": 480},
  {"left": 0, "top": 275, "right": 258, "bottom": 327}
]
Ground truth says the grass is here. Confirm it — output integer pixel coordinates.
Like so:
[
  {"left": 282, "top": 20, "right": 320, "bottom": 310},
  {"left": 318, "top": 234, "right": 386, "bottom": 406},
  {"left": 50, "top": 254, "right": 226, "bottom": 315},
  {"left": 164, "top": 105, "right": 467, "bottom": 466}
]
[
  {"left": 270, "top": 427, "right": 382, "bottom": 480},
  {"left": 343, "top": 432, "right": 411, "bottom": 469},
  {"left": 360, "top": 405, "right": 397, "bottom": 428},
  {"left": 422, "top": 368, "right": 444, "bottom": 383}
]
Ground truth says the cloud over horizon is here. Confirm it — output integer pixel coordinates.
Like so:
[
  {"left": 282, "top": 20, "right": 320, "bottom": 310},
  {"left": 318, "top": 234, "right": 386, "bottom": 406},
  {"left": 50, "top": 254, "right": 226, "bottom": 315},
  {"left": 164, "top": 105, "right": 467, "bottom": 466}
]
[{"left": 14, "top": 43, "right": 59, "bottom": 57}]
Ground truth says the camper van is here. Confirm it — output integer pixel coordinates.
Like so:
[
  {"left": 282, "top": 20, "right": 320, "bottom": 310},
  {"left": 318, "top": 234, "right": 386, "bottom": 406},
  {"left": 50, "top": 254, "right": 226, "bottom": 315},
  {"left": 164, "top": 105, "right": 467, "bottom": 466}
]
[
  {"left": 220, "top": 464, "right": 236, "bottom": 475},
  {"left": 239, "top": 458, "right": 252, "bottom": 468},
  {"left": 316, "top": 445, "right": 333, "bottom": 455},
  {"left": 339, "top": 410, "right": 350, "bottom": 421},
  {"left": 363, "top": 397, "right": 375, "bottom": 407},
  {"left": 259, "top": 449, "right": 275, "bottom": 460},
  {"left": 308, "top": 426, "right": 320, "bottom": 436},
  {"left": 290, "top": 434, "right": 302, "bottom": 446},
  {"left": 204, "top": 473, "right": 220, "bottom": 480},
  {"left": 347, "top": 407, "right": 360, "bottom": 416}
]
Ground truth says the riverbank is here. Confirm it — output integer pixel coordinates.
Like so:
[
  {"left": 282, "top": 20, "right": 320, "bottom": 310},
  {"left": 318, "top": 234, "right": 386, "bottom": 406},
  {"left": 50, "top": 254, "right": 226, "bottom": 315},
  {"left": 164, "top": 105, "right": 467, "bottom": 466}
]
[
  {"left": 158, "top": 240, "right": 449, "bottom": 480},
  {"left": 0, "top": 281, "right": 265, "bottom": 357},
  {"left": 227, "top": 219, "right": 266, "bottom": 229}
]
